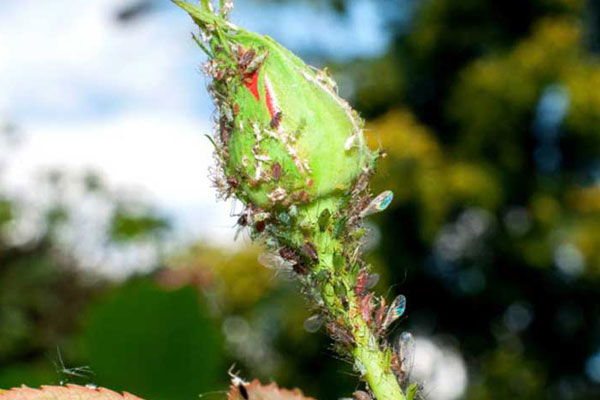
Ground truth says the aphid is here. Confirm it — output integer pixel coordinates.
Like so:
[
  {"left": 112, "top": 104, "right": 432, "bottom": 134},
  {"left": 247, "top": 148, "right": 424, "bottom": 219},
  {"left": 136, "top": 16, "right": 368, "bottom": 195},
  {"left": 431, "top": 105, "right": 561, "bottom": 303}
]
[
  {"left": 238, "top": 48, "right": 256, "bottom": 70},
  {"left": 334, "top": 282, "right": 347, "bottom": 297},
  {"left": 219, "top": 119, "right": 230, "bottom": 144},
  {"left": 258, "top": 252, "right": 296, "bottom": 281},
  {"left": 353, "top": 390, "right": 372, "bottom": 400},
  {"left": 258, "top": 253, "right": 294, "bottom": 271},
  {"left": 268, "top": 187, "right": 287, "bottom": 202},
  {"left": 359, "top": 293, "right": 373, "bottom": 324},
  {"left": 288, "top": 204, "right": 298, "bottom": 217},
  {"left": 279, "top": 246, "right": 299, "bottom": 262},
  {"left": 341, "top": 296, "right": 349, "bottom": 311},
  {"left": 302, "top": 241, "right": 319, "bottom": 263},
  {"left": 318, "top": 208, "right": 331, "bottom": 232},
  {"left": 327, "top": 322, "right": 355, "bottom": 346},
  {"left": 333, "top": 253, "right": 345, "bottom": 273},
  {"left": 233, "top": 103, "right": 240, "bottom": 115},
  {"left": 237, "top": 214, "right": 248, "bottom": 227},
  {"left": 333, "top": 217, "right": 348, "bottom": 238},
  {"left": 382, "top": 294, "right": 406, "bottom": 331},
  {"left": 270, "top": 111, "right": 283, "bottom": 129},
  {"left": 344, "top": 133, "right": 358, "bottom": 151},
  {"left": 355, "top": 269, "right": 368, "bottom": 296},
  {"left": 277, "top": 211, "right": 291, "bottom": 226},
  {"left": 396, "top": 331, "right": 416, "bottom": 384},
  {"left": 292, "top": 262, "right": 308, "bottom": 275},
  {"left": 352, "top": 173, "right": 370, "bottom": 195},
  {"left": 228, "top": 366, "right": 249, "bottom": 400},
  {"left": 226, "top": 177, "right": 238, "bottom": 189},
  {"left": 360, "top": 190, "right": 394, "bottom": 218},
  {"left": 303, "top": 314, "right": 325, "bottom": 333},
  {"left": 52, "top": 346, "right": 95, "bottom": 383},
  {"left": 390, "top": 350, "right": 403, "bottom": 380},
  {"left": 245, "top": 50, "right": 269, "bottom": 74},
  {"left": 374, "top": 297, "right": 387, "bottom": 331},
  {"left": 293, "top": 190, "right": 311, "bottom": 204},
  {"left": 366, "top": 273, "right": 380, "bottom": 290},
  {"left": 255, "top": 220, "right": 266, "bottom": 233},
  {"left": 313, "top": 269, "right": 330, "bottom": 284},
  {"left": 272, "top": 162, "right": 282, "bottom": 181}
]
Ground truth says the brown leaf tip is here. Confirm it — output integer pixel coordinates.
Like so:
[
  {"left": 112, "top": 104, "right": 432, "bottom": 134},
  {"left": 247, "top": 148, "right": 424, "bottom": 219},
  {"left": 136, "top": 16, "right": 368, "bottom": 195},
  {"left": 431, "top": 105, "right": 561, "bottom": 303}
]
[
  {"left": 0, "top": 384, "right": 145, "bottom": 400},
  {"left": 227, "top": 379, "right": 317, "bottom": 400}
]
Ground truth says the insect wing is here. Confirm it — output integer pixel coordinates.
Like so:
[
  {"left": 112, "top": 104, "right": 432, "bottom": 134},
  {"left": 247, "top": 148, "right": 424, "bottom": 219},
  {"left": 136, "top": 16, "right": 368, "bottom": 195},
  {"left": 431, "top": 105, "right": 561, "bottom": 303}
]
[
  {"left": 258, "top": 253, "right": 295, "bottom": 280},
  {"left": 366, "top": 273, "right": 380, "bottom": 289},
  {"left": 303, "top": 314, "right": 325, "bottom": 333},
  {"left": 383, "top": 294, "right": 406, "bottom": 330},
  {"left": 397, "top": 331, "right": 415, "bottom": 384},
  {"left": 360, "top": 190, "right": 394, "bottom": 217}
]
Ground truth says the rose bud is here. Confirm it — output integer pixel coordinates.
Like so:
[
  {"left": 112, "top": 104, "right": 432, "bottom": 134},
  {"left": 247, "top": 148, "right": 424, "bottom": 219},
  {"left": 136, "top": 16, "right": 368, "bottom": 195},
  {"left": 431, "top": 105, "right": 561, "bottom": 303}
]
[{"left": 175, "top": 1, "right": 375, "bottom": 216}]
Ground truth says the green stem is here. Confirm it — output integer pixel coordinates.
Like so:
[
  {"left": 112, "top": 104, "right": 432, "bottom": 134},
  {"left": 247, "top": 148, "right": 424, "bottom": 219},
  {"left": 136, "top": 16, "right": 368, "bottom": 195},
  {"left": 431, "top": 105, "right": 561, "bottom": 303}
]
[{"left": 301, "top": 199, "right": 406, "bottom": 400}]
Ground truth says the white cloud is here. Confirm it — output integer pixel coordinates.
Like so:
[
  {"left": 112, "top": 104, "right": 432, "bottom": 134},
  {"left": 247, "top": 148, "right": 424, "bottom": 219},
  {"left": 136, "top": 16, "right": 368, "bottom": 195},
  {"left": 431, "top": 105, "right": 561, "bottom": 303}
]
[{"left": 4, "top": 113, "right": 238, "bottom": 245}]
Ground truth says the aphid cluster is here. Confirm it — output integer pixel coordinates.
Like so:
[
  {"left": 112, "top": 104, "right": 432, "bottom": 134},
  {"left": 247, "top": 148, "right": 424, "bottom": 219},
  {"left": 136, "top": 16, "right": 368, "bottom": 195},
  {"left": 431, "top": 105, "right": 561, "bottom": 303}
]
[{"left": 180, "top": 1, "right": 416, "bottom": 396}]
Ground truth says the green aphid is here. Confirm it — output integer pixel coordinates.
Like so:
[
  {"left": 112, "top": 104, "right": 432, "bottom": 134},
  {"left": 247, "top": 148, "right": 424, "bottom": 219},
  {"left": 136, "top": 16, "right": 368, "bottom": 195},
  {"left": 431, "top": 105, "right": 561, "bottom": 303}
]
[
  {"left": 318, "top": 208, "right": 331, "bottom": 232},
  {"left": 278, "top": 211, "right": 291, "bottom": 226},
  {"left": 351, "top": 227, "right": 367, "bottom": 240},
  {"left": 333, "top": 216, "right": 348, "bottom": 238},
  {"left": 313, "top": 270, "right": 330, "bottom": 287},
  {"left": 406, "top": 383, "right": 419, "bottom": 400},
  {"left": 333, "top": 253, "right": 345, "bottom": 273},
  {"left": 334, "top": 282, "right": 347, "bottom": 297}
]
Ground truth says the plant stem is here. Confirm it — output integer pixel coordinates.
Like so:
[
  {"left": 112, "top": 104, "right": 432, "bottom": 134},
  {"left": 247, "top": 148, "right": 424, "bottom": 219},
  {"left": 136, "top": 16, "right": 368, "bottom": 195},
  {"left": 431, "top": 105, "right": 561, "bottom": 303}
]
[{"left": 302, "top": 199, "right": 406, "bottom": 400}]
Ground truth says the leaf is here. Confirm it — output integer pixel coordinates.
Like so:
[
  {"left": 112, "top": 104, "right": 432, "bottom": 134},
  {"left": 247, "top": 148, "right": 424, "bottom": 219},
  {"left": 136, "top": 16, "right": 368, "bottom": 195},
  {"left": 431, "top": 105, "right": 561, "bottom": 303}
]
[
  {"left": 0, "top": 384, "right": 145, "bottom": 400},
  {"left": 227, "top": 380, "right": 316, "bottom": 400}
]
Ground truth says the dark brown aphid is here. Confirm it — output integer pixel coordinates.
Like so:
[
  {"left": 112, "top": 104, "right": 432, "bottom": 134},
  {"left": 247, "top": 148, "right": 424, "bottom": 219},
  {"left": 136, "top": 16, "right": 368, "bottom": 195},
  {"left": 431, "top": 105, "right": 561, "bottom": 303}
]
[
  {"left": 272, "top": 162, "right": 282, "bottom": 182},
  {"left": 292, "top": 262, "right": 308, "bottom": 275},
  {"left": 237, "top": 384, "right": 248, "bottom": 400},
  {"left": 341, "top": 296, "right": 349, "bottom": 311},
  {"left": 327, "top": 322, "right": 355, "bottom": 346},
  {"left": 279, "top": 246, "right": 300, "bottom": 262},
  {"left": 302, "top": 241, "right": 319, "bottom": 263},
  {"left": 233, "top": 103, "right": 240, "bottom": 115},
  {"left": 238, "top": 48, "right": 256, "bottom": 70},
  {"left": 255, "top": 220, "right": 266, "bottom": 233},
  {"left": 270, "top": 111, "right": 283, "bottom": 129},
  {"left": 237, "top": 214, "right": 248, "bottom": 227},
  {"left": 353, "top": 391, "right": 372, "bottom": 400},
  {"left": 227, "top": 177, "right": 238, "bottom": 189}
]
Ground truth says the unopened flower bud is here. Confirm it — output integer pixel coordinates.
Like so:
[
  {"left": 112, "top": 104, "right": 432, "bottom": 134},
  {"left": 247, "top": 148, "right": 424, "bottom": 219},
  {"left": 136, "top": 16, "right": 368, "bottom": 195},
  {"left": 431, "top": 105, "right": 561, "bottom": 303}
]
[{"left": 176, "top": 1, "right": 375, "bottom": 212}]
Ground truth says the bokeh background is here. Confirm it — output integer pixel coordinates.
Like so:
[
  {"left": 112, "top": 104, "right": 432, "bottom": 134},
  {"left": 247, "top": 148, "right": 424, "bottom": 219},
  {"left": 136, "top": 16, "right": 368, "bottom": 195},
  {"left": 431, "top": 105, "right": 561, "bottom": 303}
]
[{"left": 2, "top": 0, "right": 600, "bottom": 399}]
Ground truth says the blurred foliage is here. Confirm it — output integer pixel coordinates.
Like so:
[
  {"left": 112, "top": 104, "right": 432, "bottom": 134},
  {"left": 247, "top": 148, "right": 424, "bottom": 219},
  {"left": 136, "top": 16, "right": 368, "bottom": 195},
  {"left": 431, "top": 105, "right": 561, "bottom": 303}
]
[
  {"left": 109, "top": 207, "right": 169, "bottom": 243},
  {"left": 164, "top": 243, "right": 272, "bottom": 311},
  {"left": 81, "top": 280, "right": 225, "bottom": 400}
]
